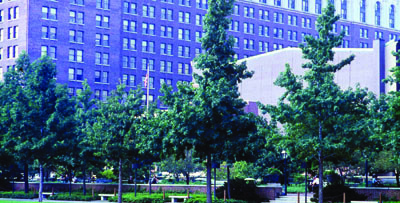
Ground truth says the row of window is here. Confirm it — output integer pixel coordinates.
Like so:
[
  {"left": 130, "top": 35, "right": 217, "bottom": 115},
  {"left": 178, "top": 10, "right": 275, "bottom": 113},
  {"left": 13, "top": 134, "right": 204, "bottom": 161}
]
[{"left": 0, "top": 45, "right": 18, "bottom": 60}]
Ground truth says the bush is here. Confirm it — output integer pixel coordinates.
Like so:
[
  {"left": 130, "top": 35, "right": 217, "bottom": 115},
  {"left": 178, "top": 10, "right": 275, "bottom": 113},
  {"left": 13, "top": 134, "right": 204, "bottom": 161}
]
[
  {"left": 215, "top": 178, "right": 262, "bottom": 202},
  {"left": 186, "top": 198, "right": 248, "bottom": 203},
  {"left": 311, "top": 182, "right": 367, "bottom": 203},
  {"left": 108, "top": 192, "right": 205, "bottom": 203},
  {"left": 47, "top": 192, "right": 100, "bottom": 201},
  {"left": 0, "top": 191, "right": 38, "bottom": 199}
]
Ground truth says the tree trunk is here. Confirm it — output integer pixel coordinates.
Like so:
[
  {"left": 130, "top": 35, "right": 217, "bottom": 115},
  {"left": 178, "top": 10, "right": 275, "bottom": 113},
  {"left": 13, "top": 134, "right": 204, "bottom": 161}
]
[
  {"left": 395, "top": 169, "right": 399, "bottom": 187},
  {"left": 214, "top": 167, "right": 216, "bottom": 200},
  {"left": 24, "top": 163, "right": 29, "bottom": 194},
  {"left": 318, "top": 122, "right": 323, "bottom": 203},
  {"left": 83, "top": 165, "right": 86, "bottom": 196},
  {"left": 134, "top": 168, "right": 137, "bottom": 197},
  {"left": 227, "top": 165, "right": 231, "bottom": 199},
  {"left": 45, "top": 169, "right": 49, "bottom": 182},
  {"left": 149, "top": 165, "right": 152, "bottom": 195},
  {"left": 118, "top": 158, "right": 122, "bottom": 203},
  {"left": 206, "top": 155, "right": 212, "bottom": 203},
  {"left": 69, "top": 168, "right": 72, "bottom": 197},
  {"left": 186, "top": 172, "right": 190, "bottom": 185},
  {"left": 365, "top": 159, "right": 368, "bottom": 187},
  {"left": 39, "top": 164, "right": 43, "bottom": 202}
]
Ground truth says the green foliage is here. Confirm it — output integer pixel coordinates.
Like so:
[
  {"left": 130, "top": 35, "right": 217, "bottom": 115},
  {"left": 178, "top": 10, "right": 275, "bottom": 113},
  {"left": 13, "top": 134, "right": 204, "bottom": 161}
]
[
  {"left": 47, "top": 192, "right": 100, "bottom": 201},
  {"left": 231, "top": 161, "right": 257, "bottom": 179},
  {"left": 266, "top": 168, "right": 282, "bottom": 175},
  {"left": 215, "top": 179, "right": 261, "bottom": 202},
  {"left": 108, "top": 193, "right": 205, "bottom": 203},
  {"left": 259, "top": 3, "right": 375, "bottom": 202},
  {"left": 311, "top": 182, "right": 367, "bottom": 203},
  {"left": 100, "top": 169, "right": 117, "bottom": 180},
  {"left": 0, "top": 191, "right": 38, "bottom": 199}
]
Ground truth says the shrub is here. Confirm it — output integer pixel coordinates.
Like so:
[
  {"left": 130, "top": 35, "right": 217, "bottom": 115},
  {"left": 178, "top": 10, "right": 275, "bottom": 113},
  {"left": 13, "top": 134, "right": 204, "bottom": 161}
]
[
  {"left": 47, "top": 192, "right": 100, "bottom": 201},
  {"left": 215, "top": 178, "right": 262, "bottom": 202},
  {"left": 0, "top": 191, "right": 38, "bottom": 199},
  {"left": 311, "top": 182, "right": 367, "bottom": 203},
  {"left": 186, "top": 198, "right": 248, "bottom": 203}
]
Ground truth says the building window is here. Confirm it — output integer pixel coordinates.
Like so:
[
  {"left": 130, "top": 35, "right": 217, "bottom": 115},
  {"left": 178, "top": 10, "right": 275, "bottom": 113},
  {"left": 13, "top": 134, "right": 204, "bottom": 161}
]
[
  {"left": 142, "top": 76, "right": 154, "bottom": 89},
  {"left": 102, "top": 72, "right": 109, "bottom": 83},
  {"left": 243, "top": 39, "right": 255, "bottom": 50},
  {"left": 244, "top": 7, "right": 254, "bottom": 18},
  {"left": 42, "top": 7, "right": 57, "bottom": 20},
  {"left": 96, "top": 33, "right": 110, "bottom": 46},
  {"left": 69, "top": 30, "right": 84, "bottom": 43},
  {"left": 243, "top": 23, "right": 254, "bottom": 34},
  {"left": 122, "top": 38, "right": 136, "bottom": 50},
  {"left": 160, "top": 61, "right": 173, "bottom": 73},
  {"left": 196, "top": 14, "right": 204, "bottom": 25},
  {"left": 259, "top": 10, "right": 269, "bottom": 21},
  {"left": 389, "top": 5, "right": 395, "bottom": 28},
  {"left": 179, "top": 0, "right": 190, "bottom": 6},
  {"left": 178, "top": 46, "right": 190, "bottom": 58},
  {"left": 7, "top": 26, "right": 18, "bottom": 39},
  {"left": 288, "top": 0, "right": 295, "bottom": 9},
  {"left": 161, "top": 8, "right": 173, "bottom": 21},
  {"left": 360, "top": 28, "right": 368, "bottom": 38},
  {"left": 68, "top": 68, "right": 75, "bottom": 80},
  {"left": 70, "top": 0, "right": 84, "bottom": 6},
  {"left": 375, "top": 1, "right": 381, "bottom": 26},
  {"left": 360, "top": 0, "right": 366, "bottom": 23},
  {"left": 143, "top": 5, "right": 155, "bottom": 18},
  {"left": 340, "top": 25, "right": 349, "bottom": 36},
  {"left": 302, "top": 18, "right": 311, "bottom": 28},
  {"left": 288, "top": 15, "right": 297, "bottom": 26},
  {"left": 69, "top": 49, "right": 83, "bottom": 62},
  {"left": 160, "top": 43, "right": 173, "bottom": 55},
  {"left": 69, "top": 11, "right": 84, "bottom": 24},
  {"left": 315, "top": 0, "right": 321, "bottom": 14},
  {"left": 341, "top": 0, "right": 347, "bottom": 19},
  {"left": 233, "top": 5, "right": 239, "bottom": 15},
  {"left": 178, "top": 28, "right": 190, "bottom": 41},
  {"left": 123, "top": 1, "right": 137, "bottom": 14},
  {"left": 96, "top": 15, "right": 110, "bottom": 28},
  {"left": 178, "top": 11, "right": 190, "bottom": 23},
  {"left": 96, "top": 0, "right": 110, "bottom": 10},
  {"left": 302, "top": 0, "right": 308, "bottom": 12},
  {"left": 8, "top": 6, "right": 19, "bottom": 20},
  {"left": 374, "top": 31, "right": 383, "bottom": 40},
  {"left": 274, "top": 0, "right": 281, "bottom": 6},
  {"left": 122, "top": 56, "right": 136, "bottom": 69},
  {"left": 95, "top": 89, "right": 100, "bottom": 99},
  {"left": 95, "top": 52, "right": 110, "bottom": 65},
  {"left": 273, "top": 28, "right": 283, "bottom": 39},
  {"left": 142, "top": 40, "right": 155, "bottom": 53},
  {"left": 102, "top": 90, "right": 108, "bottom": 102},
  {"left": 258, "top": 41, "right": 269, "bottom": 52},
  {"left": 258, "top": 25, "right": 269, "bottom": 37},
  {"left": 123, "top": 20, "right": 137, "bottom": 33},
  {"left": 142, "top": 22, "right": 155, "bottom": 35},
  {"left": 288, "top": 30, "right": 297, "bottom": 41},
  {"left": 196, "top": 0, "right": 208, "bottom": 9},
  {"left": 273, "top": 12, "right": 283, "bottom": 23},
  {"left": 160, "top": 25, "right": 173, "bottom": 38}
]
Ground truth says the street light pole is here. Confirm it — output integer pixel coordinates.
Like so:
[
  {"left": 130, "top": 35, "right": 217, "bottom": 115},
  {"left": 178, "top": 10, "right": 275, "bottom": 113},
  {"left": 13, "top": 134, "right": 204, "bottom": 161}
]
[{"left": 282, "top": 150, "right": 288, "bottom": 196}]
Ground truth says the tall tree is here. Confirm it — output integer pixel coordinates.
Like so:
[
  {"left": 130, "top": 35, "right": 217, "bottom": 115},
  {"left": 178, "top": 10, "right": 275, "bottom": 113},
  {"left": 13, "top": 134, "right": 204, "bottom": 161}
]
[
  {"left": 260, "top": 3, "right": 373, "bottom": 203},
  {"left": 375, "top": 45, "right": 400, "bottom": 186},
  {"left": 0, "top": 59, "right": 32, "bottom": 194},
  {"left": 92, "top": 84, "right": 144, "bottom": 203},
  {"left": 160, "top": 0, "right": 258, "bottom": 202}
]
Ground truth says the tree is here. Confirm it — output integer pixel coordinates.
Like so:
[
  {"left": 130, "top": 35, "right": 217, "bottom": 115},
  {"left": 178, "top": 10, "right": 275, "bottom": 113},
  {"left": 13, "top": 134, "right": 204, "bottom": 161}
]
[
  {"left": 92, "top": 84, "right": 144, "bottom": 203},
  {"left": 0, "top": 59, "right": 32, "bottom": 194},
  {"left": 260, "top": 3, "right": 373, "bottom": 203},
  {"left": 375, "top": 45, "right": 400, "bottom": 186},
  {"left": 160, "top": 0, "right": 258, "bottom": 202},
  {"left": 74, "top": 80, "right": 98, "bottom": 195}
]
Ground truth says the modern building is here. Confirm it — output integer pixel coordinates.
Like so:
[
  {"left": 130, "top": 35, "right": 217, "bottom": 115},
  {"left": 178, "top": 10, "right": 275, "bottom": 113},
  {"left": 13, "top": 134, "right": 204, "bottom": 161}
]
[
  {"left": 238, "top": 39, "right": 400, "bottom": 114},
  {"left": 0, "top": 0, "right": 399, "bottom": 107}
]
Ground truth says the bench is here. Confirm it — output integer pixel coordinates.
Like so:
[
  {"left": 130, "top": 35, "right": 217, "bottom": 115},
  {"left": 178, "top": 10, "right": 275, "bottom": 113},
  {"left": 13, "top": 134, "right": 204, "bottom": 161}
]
[
  {"left": 99, "top": 194, "right": 115, "bottom": 200},
  {"left": 350, "top": 201, "right": 378, "bottom": 203},
  {"left": 169, "top": 195, "right": 189, "bottom": 203},
  {"left": 42, "top": 192, "right": 56, "bottom": 198}
]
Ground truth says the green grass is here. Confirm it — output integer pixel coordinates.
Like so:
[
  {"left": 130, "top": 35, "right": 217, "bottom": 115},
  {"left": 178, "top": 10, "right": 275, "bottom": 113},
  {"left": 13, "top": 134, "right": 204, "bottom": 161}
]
[
  {"left": 287, "top": 183, "right": 306, "bottom": 193},
  {"left": 0, "top": 201, "right": 72, "bottom": 203}
]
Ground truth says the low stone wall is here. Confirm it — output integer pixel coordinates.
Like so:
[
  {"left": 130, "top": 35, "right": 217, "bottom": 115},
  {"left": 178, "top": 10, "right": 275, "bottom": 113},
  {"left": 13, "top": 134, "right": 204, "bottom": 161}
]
[
  {"left": 351, "top": 187, "right": 400, "bottom": 201},
  {"left": 13, "top": 182, "right": 282, "bottom": 200}
]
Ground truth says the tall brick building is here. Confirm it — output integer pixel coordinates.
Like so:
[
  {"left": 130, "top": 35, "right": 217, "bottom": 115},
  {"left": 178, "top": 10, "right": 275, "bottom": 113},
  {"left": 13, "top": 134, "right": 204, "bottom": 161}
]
[{"left": 0, "top": 0, "right": 399, "bottom": 107}]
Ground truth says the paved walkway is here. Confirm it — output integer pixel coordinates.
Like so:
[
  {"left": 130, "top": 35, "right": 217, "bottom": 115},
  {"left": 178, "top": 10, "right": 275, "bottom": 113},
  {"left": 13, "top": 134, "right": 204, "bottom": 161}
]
[
  {"left": 0, "top": 198, "right": 106, "bottom": 202},
  {"left": 269, "top": 193, "right": 314, "bottom": 203}
]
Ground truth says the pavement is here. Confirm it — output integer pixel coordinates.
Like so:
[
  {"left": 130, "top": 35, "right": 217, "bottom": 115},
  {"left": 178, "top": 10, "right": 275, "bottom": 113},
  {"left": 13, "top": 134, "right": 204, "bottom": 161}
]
[{"left": 0, "top": 198, "right": 106, "bottom": 203}]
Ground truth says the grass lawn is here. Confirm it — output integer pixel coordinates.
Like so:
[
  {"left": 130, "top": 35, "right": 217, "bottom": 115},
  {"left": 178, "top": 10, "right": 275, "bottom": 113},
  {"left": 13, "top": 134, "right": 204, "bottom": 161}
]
[{"left": 0, "top": 201, "right": 78, "bottom": 203}]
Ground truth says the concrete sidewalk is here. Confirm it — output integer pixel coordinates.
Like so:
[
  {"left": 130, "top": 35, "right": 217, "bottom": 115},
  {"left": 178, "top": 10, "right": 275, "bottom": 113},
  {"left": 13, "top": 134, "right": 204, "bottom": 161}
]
[{"left": 0, "top": 198, "right": 106, "bottom": 202}]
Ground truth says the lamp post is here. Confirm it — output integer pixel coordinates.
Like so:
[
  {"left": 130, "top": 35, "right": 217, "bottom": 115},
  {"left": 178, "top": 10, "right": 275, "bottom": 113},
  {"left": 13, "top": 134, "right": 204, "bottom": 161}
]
[{"left": 282, "top": 150, "right": 288, "bottom": 196}]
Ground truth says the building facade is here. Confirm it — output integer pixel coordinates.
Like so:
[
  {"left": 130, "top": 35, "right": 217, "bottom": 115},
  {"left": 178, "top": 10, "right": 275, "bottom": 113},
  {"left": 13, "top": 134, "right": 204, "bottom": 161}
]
[
  {"left": 238, "top": 40, "right": 400, "bottom": 114},
  {"left": 0, "top": 0, "right": 399, "bottom": 106}
]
